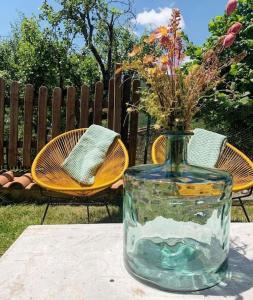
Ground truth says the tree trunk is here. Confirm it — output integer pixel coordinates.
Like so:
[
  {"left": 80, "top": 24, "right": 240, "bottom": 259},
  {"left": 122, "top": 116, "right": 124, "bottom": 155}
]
[{"left": 103, "top": 70, "right": 111, "bottom": 91}]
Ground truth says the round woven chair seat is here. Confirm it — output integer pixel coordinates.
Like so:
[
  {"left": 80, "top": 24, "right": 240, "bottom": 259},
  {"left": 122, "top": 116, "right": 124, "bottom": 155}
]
[{"left": 32, "top": 128, "right": 129, "bottom": 196}]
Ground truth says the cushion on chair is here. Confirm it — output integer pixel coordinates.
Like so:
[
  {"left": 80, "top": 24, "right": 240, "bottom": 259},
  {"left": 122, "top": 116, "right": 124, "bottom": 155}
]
[
  {"left": 62, "top": 125, "right": 120, "bottom": 185},
  {"left": 188, "top": 128, "right": 227, "bottom": 168}
]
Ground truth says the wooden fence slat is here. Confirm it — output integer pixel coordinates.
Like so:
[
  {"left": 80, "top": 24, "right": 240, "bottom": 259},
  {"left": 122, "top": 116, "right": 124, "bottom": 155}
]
[
  {"left": 80, "top": 84, "right": 89, "bottom": 128},
  {"left": 121, "top": 75, "right": 131, "bottom": 147},
  {"left": 66, "top": 86, "right": 76, "bottom": 131},
  {"left": 8, "top": 81, "right": 19, "bottom": 167},
  {"left": 107, "top": 79, "right": 114, "bottom": 130},
  {"left": 23, "top": 84, "right": 34, "bottom": 167},
  {"left": 93, "top": 81, "right": 103, "bottom": 125},
  {"left": 52, "top": 87, "right": 62, "bottom": 138},
  {"left": 128, "top": 79, "right": 140, "bottom": 166},
  {"left": 37, "top": 86, "right": 48, "bottom": 152},
  {"left": 113, "top": 64, "right": 122, "bottom": 133},
  {"left": 0, "top": 79, "right": 5, "bottom": 165}
]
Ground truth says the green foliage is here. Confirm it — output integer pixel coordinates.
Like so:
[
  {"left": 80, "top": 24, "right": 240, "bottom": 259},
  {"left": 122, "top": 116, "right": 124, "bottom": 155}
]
[
  {"left": 0, "top": 0, "right": 136, "bottom": 90},
  {"left": 40, "top": 0, "right": 136, "bottom": 86},
  {"left": 0, "top": 17, "right": 101, "bottom": 91},
  {"left": 188, "top": 0, "right": 253, "bottom": 157}
]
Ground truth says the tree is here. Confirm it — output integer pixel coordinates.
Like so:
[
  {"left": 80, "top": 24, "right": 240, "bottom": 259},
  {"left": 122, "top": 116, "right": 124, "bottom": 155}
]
[
  {"left": 0, "top": 24, "right": 20, "bottom": 82},
  {"left": 0, "top": 17, "right": 101, "bottom": 91},
  {"left": 186, "top": 0, "right": 253, "bottom": 157},
  {"left": 41, "top": 0, "right": 136, "bottom": 88}
]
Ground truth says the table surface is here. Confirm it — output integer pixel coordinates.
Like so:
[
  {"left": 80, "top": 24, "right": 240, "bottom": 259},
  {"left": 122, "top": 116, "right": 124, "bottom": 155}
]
[{"left": 0, "top": 223, "right": 253, "bottom": 300}]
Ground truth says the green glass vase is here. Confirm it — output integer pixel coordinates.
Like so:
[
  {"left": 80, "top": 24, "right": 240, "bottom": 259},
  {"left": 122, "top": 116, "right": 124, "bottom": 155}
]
[{"left": 123, "top": 132, "right": 232, "bottom": 291}]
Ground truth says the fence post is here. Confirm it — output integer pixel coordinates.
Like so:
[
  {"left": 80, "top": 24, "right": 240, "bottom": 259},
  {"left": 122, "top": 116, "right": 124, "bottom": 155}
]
[
  {"left": 37, "top": 86, "right": 48, "bottom": 152},
  {"left": 80, "top": 84, "right": 89, "bottom": 128},
  {"left": 52, "top": 87, "right": 62, "bottom": 138},
  {"left": 0, "top": 79, "right": 5, "bottom": 166},
  {"left": 8, "top": 81, "right": 19, "bottom": 168},
  {"left": 23, "top": 84, "right": 34, "bottom": 168},
  {"left": 128, "top": 79, "right": 140, "bottom": 166},
  {"left": 107, "top": 78, "right": 114, "bottom": 130},
  {"left": 66, "top": 86, "right": 76, "bottom": 131},
  {"left": 93, "top": 81, "right": 103, "bottom": 125}
]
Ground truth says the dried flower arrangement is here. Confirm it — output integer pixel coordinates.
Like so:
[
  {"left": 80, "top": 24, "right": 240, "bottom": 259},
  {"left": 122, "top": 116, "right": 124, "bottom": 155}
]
[{"left": 122, "top": 0, "right": 244, "bottom": 131}]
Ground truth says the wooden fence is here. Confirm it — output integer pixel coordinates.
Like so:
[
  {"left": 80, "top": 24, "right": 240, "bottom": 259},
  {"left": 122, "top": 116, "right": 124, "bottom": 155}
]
[{"left": 0, "top": 75, "right": 141, "bottom": 171}]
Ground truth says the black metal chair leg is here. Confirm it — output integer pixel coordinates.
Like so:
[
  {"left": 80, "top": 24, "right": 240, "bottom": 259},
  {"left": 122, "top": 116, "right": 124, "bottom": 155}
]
[
  {"left": 86, "top": 206, "right": 90, "bottom": 223},
  {"left": 105, "top": 204, "right": 112, "bottom": 222},
  {"left": 41, "top": 202, "right": 50, "bottom": 225},
  {"left": 0, "top": 193, "right": 9, "bottom": 204},
  {"left": 238, "top": 197, "right": 250, "bottom": 222}
]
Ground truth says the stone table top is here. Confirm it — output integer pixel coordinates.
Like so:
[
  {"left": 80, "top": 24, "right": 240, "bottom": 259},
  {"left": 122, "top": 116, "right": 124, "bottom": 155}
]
[{"left": 0, "top": 223, "right": 253, "bottom": 300}]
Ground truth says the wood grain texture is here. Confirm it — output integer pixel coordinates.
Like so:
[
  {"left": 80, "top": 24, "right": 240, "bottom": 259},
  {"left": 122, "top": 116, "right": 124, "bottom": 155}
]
[
  {"left": 128, "top": 79, "right": 140, "bottom": 166},
  {"left": 93, "top": 81, "right": 103, "bottom": 125},
  {"left": 23, "top": 84, "right": 34, "bottom": 167},
  {"left": 37, "top": 86, "right": 48, "bottom": 152},
  {"left": 8, "top": 81, "right": 19, "bottom": 167},
  {"left": 52, "top": 87, "right": 62, "bottom": 138},
  {"left": 107, "top": 78, "right": 114, "bottom": 130},
  {"left": 66, "top": 86, "right": 76, "bottom": 131},
  {"left": 80, "top": 84, "right": 89, "bottom": 128},
  {"left": 0, "top": 79, "right": 5, "bottom": 165}
]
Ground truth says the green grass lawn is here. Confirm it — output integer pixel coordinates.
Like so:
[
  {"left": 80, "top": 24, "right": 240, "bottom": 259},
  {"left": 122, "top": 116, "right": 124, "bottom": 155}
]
[
  {"left": 0, "top": 204, "right": 121, "bottom": 256},
  {"left": 0, "top": 203, "right": 252, "bottom": 256}
]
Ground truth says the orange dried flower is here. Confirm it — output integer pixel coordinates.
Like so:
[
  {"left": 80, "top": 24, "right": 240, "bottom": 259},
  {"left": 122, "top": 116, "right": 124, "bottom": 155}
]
[
  {"left": 143, "top": 55, "right": 154, "bottom": 64},
  {"left": 145, "top": 33, "right": 156, "bottom": 44},
  {"left": 128, "top": 46, "right": 141, "bottom": 57},
  {"left": 155, "top": 26, "right": 168, "bottom": 38},
  {"left": 160, "top": 55, "right": 169, "bottom": 65}
]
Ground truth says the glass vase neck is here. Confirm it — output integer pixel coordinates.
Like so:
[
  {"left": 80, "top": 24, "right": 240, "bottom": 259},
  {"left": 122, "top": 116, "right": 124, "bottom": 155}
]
[{"left": 164, "top": 132, "right": 192, "bottom": 170}]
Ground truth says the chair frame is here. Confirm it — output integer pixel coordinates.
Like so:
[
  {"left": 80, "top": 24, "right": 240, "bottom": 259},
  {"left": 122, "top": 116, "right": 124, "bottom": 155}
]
[{"left": 32, "top": 128, "right": 129, "bottom": 224}]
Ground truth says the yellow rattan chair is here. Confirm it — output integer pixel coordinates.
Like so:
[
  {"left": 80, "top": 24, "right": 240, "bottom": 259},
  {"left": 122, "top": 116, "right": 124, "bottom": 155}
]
[
  {"left": 32, "top": 128, "right": 129, "bottom": 223},
  {"left": 151, "top": 135, "right": 253, "bottom": 222}
]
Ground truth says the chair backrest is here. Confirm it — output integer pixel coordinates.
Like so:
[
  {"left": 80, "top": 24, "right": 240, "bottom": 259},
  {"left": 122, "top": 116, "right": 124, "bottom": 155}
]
[
  {"left": 151, "top": 135, "right": 253, "bottom": 192},
  {"left": 32, "top": 128, "right": 129, "bottom": 196}
]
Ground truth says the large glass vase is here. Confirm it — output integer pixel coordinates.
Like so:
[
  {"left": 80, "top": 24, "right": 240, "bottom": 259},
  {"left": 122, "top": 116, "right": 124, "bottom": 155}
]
[{"left": 123, "top": 132, "right": 232, "bottom": 291}]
